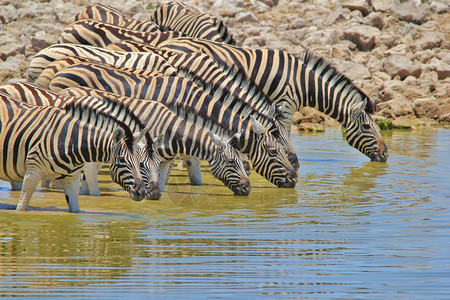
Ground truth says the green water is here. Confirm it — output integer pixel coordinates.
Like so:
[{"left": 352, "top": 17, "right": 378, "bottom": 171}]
[{"left": 0, "top": 128, "right": 449, "bottom": 298}]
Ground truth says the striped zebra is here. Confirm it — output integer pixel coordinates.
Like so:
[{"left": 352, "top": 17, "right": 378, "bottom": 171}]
[
  {"left": 0, "top": 94, "right": 158, "bottom": 212},
  {"left": 0, "top": 82, "right": 251, "bottom": 195},
  {"left": 58, "top": 19, "right": 185, "bottom": 48},
  {"left": 106, "top": 40, "right": 298, "bottom": 170},
  {"left": 46, "top": 62, "right": 297, "bottom": 188},
  {"left": 151, "top": 1, "right": 235, "bottom": 44},
  {"left": 74, "top": 3, "right": 160, "bottom": 33},
  {"left": 34, "top": 47, "right": 298, "bottom": 170},
  {"left": 156, "top": 37, "right": 389, "bottom": 162},
  {"left": 60, "top": 87, "right": 251, "bottom": 195},
  {"left": 29, "top": 43, "right": 177, "bottom": 82},
  {"left": 0, "top": 83, "right": 164, "bottom": 200}
]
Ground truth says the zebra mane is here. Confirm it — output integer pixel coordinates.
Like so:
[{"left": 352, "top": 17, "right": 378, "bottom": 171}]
[
  {"left": 175, "top": 57, "right": 278, "bottom": 128},
  {"left": 301, "top": 51, "right": 374, "bottom": 114},
  {"left": 63, "top": 97, "right": 151, "bottom": 150},
  {"left": 168, "top": 103, "right": 236, "bottom": 140}
]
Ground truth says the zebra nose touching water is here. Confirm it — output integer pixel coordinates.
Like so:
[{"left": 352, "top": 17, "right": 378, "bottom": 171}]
[{"left": 0, "top": 94, "right": 161, "bottom": 212}]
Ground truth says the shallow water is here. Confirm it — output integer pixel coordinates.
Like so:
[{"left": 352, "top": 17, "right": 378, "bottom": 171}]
[{"left": 0, "top": 128, "right": 449, "bottom": 298}]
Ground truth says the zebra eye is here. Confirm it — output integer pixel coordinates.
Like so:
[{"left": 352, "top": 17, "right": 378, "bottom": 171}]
[
  {"left": 118, "top": 157, "right": 126, "bottom": 164},
  {"left": 361, "top": 124, "right": 371, "bottom": 132},
  {"left": 140, "top": 162, "right": 146, "bottom": 168},
  {"left": 228, "top": 158, "right": 235, "bottom": 164},
  {"left": 268, "top": 147, "right": 277, "bottom": 156}
]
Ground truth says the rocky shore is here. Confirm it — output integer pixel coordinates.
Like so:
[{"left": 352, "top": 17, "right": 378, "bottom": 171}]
[{"left": 1, "top": 0, "right": 449, "bottom": 130}]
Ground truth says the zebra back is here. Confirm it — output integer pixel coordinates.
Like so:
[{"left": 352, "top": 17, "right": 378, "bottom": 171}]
[
  {"left": 58, "top": 19, "right": 185, "bottom": 48},
  {"left": 74, "top": 4, "right": 160, "bottom": 33},
  {"left": 61, "top": 86, "right": 251, "bottom": 195},
  {"left": 48, "top": 62, "right": 297, "bottom": 187},
  {"left": 151, "top": 1, "right": 235, "bottom": 44},
  {"left": 29, "top": 43, "right": 177, "bottom": 81},
  {"left": 157, "top": 37, "right": 388, "bottom": 162},
  {"left": 108, "top": 41, "right": 298, "bottom": 169}
]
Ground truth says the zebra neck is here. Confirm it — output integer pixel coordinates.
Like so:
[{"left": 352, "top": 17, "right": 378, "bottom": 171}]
[
  {"left": 77, "top": 123, "right": 114, "bottom": 163},
  {"left": 293, "top": 56, "right": 363, "bottom": 125}
]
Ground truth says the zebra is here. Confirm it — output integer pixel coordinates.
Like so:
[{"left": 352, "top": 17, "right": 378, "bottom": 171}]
[
  {"left": 106, "top": 40, "right": 298, "bottom": 170},
  {"left": 0, "top": 94, "right": 158, "bottom": 212},
  {"left": 28, "top": 43, "right": 177, "bottom": 82},
  {"left": 58, "top": 19, "right": 185, "bottom": 48},
  {"left": 46, "top": 62, "right": 297, "bottom": 188},
  {"left": 0, "top": 83, "right": 164, "bottom": 200},
  {"left": 151, "top": 1, "right": 235, "bottom": 44},
  {"left": 35, "top": 56, "right": 165, "bottom": 89},
  {"left": 156, "top": 37, "right": 389, "bottom": 162},
  {"left": 33, "top": 47, "right": 298, "bottom": 171},
  {"left": 73, "top": 3, "right": 160, "bottom": 33},
  {"left": 60, "top": 87, "right": 252, "bottom": 195}
]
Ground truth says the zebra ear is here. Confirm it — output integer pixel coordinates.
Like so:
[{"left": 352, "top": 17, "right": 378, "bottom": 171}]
[
  {"left": 229, "top": 131, "right": 243, "bottom": 150},
  {"left": 250, "top": 115, "right": 266, "bottom": 136},
  {"left": 268, "top": 104, "right": 277, "bottom": 117},
  {"left": 351, "top": 99, "right": 367, "bottom": 121},
  {"left": 153, "top": 133, "right": 165, "bottom": 150},
  {"left": 134, "top": 126, "right": 151, "bottom": 145},
  {"left": 208, "top": 131, "right": 226, "bottom": 149},
  {"left": 112, "top": 127, "right": 125, "bottom": 145}
]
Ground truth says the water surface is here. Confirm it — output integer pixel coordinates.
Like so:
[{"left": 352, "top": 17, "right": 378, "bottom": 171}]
[{"left": 1, "top": 128, "right": 449, "bottom": 298}]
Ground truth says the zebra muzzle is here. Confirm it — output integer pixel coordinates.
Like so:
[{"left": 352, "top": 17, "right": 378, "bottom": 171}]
[
  {"left": 233, "top": 178, "right": 251, "bottom": 196},
  {"left": 146, "top": 182, "right": 162, "bottom": 200},
  {"left": 276, "top": 170, "right": 298, "bottom": 188},
  {"left": 129, "top": 179, "right": 147, "bottom": 201}
]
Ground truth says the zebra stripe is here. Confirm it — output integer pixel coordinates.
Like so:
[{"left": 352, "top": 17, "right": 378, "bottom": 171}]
[
  {"left": 74, "top": 4, "right": 160, "bottom": 33},
  {"left": 106, "top": 40, "right": 298, "bottom": 170},
  {"left": 47, "top": 61, "right": 297, "bottom": 187},
  {"left": 151, "top": 1, "right": 235, "bottom": 44},
  {"left": 61, "top": 87, "right": 251, "bottom": 195},
  {"left": 29, "top": 43, "right": 177, "bottom": 81},
  {"left": 58, "top": 19, "right": 185, "bottom": 48},
  {"left": 157, "top": 37, "right": 389, "bottom": 162},
  {"left": 0, "top": 94, "right": 153, "bottom": 212},
  {"left": 0, "top": 82, "right": 163, "bottom": 200}
]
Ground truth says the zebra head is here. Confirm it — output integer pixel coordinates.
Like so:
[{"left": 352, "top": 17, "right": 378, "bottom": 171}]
[
  {"left": 135, "top": 131, "right": 164, "bottom": 200},
  {"left": 208, "top": 132, "right": 251, "bottom": 196},
  {"left": 345, "top": 99, "right": 388, "bottom": 162},
  {"left": 109, "top": 126, "right": 152, "bottom": 201},
  {"left": 244, "top": 116, "right": 298, "bottom": 188}
]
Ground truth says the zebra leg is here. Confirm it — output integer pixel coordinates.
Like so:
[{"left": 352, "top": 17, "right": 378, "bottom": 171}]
[
  {"left": 60, "top": 176, "right": 81, "bottom": 213},
  {"left": 80, "top": 162, "right": 102, "bottom": 196},
  {"left": 182, "top": 155, "right": 202, "bottom": 185},
  {"left": 158, "top": 161, "right": 171, "bottom": 192},
  {"left": 16, "top": 169, "right": 41, "bottom": 211},
  {"left": 10, "top": 181, "right": 23, "bottom": 191}
]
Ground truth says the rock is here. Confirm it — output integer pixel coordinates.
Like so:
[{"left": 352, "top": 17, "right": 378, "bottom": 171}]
[
  {"left": 427, "top": 59, "right": 450, "bottom": 80},
  {"left": 394, "top": 2, "right": 429, "bottom": 24},
  {"left": 342, "top": 25, "right": 380, "bottom": 51},
  {"left": 363, "top": 12, "right": 385, "bottom": 29},
  {"left": 234, "top": 11, "right": 258, "bottom": 23},
  {"left": 378, "top": 99, "right": 414, "bottom": 117},
  {"left": 440, "top": 113, "right": 450, "bottom": 123},
  {"left": 370, "top": 0, "right": 396, "bottom": 12},
  {"left": 343, "top": 0, "right": 371, "bottom": 16},
  {"left": 288, "top": 17, "right": 307, "bottom": 30},
  {"left": 430, "top": 1, "right": 449, "bottom": 13},
  {"left": 333, "top": 60, "right": 371, "bottom": 81},
  {"left": 0, "top": 60, "right": 21, "bottom": 83},
  {"left": 391, "top": 116, "right": 420, "bottom": 129},
  {"left": 259, "top": 0, "right": 278, "bottom": 7},
  {"left": 212, "top": 0, "right": 244, "bottom": 17},
  {"left": 31, "top": 30, "right": 57, "bottom": 52},
  {"left": 416, "top": 32, "right": 444, "bottom": 50},
  {"left": 382, "top": 55, "right": 422, "bottom": 79},
  {"left": 0, "top": 4, "right": 18, "bottom": 24},
  {"left": 303, "top": 29, "right": 338, "bottom": 46},
  {"left": 242, "top": 36, "right": 266, "bottom": 47},
  {"left": 413, "top": 97, "right": 439, "bottom": 119},
  {"left": 0, "top": 43, "right": 26, "bottom": 61}
]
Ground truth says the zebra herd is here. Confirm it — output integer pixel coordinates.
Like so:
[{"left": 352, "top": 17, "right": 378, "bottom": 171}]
[{"left": 0, "top": 2, "right": 388, "bottom": 213}]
